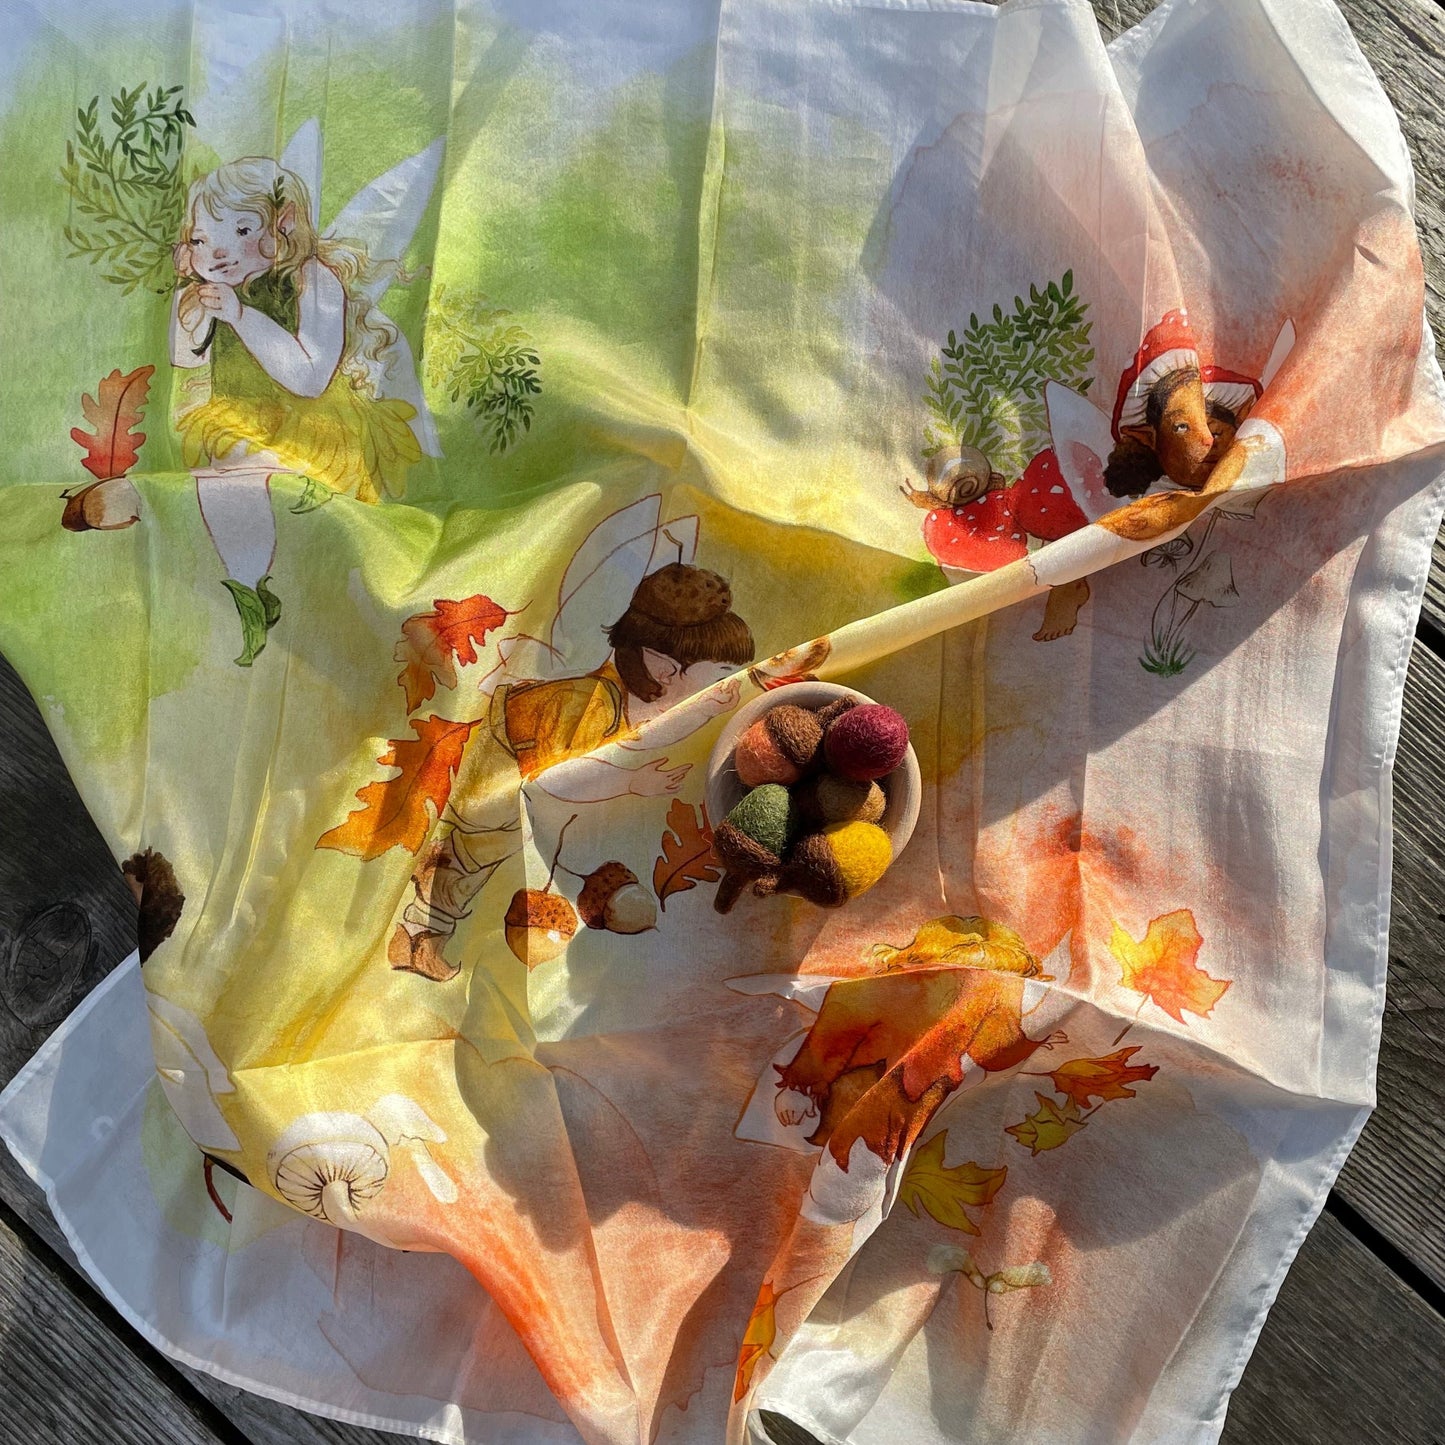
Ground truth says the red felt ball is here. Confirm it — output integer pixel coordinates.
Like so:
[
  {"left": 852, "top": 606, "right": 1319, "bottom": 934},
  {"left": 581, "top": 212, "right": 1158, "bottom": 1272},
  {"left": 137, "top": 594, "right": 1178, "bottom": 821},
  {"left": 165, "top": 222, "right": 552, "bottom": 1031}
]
[{"left": 824, "top": 704, "right": 909, "bottom": 781}]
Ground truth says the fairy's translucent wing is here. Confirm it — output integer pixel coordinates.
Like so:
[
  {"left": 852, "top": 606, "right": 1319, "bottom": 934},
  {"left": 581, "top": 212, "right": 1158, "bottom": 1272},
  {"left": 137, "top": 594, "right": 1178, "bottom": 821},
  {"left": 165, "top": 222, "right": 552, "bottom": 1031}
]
[
  {"left": 1044, "top": 381, "right": 1116, "bottom": 521},
  {"left": 1260, "top": 317, "right": 1296, "bottom": 389},
  {"left": 325, "top": 138, "right": 445, "bottom": 305},
  {"left": 647, "top": 514, "right": 697, "bottom": 571},
  {"left": 547, "top": 494, "right": 665, "bottom": 670},
  {"left": 479, "top": 495, "right": 693, "bottom": 691},
  {"left": 279, "top": 119, "right": 323, "bottom": 227},
  {"left": 382, "top": 331, "right": 442, "bottom": 457}
]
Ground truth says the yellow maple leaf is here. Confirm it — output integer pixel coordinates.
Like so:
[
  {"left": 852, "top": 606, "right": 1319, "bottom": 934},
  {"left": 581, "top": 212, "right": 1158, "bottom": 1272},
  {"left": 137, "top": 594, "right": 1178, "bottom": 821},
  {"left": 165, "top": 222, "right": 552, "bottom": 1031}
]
[
  {"left": 1005, "top": 1092, "right": 1086, "bottom": 1155},
  {"left": 1110, "top": 909, "right": 1230, "bottom": 1024},
  {"left": 733, "top": 1279, "right": 779, "bottom": 1403},
  {"left": 897, "top": 1132, "right": 1007, "bottom": 1235}
]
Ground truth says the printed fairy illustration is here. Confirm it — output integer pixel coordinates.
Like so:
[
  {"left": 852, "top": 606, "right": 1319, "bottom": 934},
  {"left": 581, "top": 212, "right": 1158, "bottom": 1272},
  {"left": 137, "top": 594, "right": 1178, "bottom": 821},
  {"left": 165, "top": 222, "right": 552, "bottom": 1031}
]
[
  {"left": 168, "top": 121, "right": 443, "bottom": 664},
  {"left": 311, "top": 494, "right": 754, "bottom": 981},
  {"left": 910, "top": 288, "right": 1295, "bottom": 651},
  {"left": 1037, "top": 311, "right": 1295, "bottom": 669},
  {"left": 728, "top": 916, "right": 1071, "bottom": 1249}
]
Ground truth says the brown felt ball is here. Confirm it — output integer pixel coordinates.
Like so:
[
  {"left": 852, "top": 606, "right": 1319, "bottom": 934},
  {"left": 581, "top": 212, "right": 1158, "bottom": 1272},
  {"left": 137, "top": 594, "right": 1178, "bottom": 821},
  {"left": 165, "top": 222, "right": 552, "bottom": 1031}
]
[
  {"left": 733, "top": 703, "right": 824, "bottom": 787},
  {"left": 797, "top": 774, "right": 886, "bottom": 825},
  {"left": 823, "top": 703, "right": 910, "bottom": 782},
  {"left": 786, "top": 822, "right": 893, "bottom": 908}
]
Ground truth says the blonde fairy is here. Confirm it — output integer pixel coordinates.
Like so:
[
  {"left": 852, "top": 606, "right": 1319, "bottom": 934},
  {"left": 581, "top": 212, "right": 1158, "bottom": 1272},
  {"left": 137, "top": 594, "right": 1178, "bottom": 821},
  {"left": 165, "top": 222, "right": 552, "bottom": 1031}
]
[{"left": 170, "top": 125, "right": 441, "bottom": 665}]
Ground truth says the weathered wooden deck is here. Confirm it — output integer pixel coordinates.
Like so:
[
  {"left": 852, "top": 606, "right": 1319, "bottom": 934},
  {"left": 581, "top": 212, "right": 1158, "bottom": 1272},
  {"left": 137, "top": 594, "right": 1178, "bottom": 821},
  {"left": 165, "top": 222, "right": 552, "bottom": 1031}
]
[{"left": 3, "top": 2, "right": 1445, "bottom": 1441}]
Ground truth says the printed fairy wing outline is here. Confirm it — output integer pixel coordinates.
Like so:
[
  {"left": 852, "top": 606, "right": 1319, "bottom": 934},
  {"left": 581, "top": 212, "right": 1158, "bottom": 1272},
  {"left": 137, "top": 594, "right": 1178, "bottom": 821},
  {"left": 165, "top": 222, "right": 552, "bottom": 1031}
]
[
  {"left": 478, "top": 495, "right": 700, "bottom": 692},
  {"left": 279, "top": 119, "right": 323, "bottom": 227},
  {"left": 325, "top": 138, "right": 445, "bottom": 306},
  {"left": 1043, "top": 380, "right": 1116, "bottom": 522}
]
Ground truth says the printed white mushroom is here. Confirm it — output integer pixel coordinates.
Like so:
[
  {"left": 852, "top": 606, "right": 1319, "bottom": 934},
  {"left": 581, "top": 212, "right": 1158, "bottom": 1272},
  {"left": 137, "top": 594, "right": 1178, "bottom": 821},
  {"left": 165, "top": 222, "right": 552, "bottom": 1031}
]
[
  {"left": 267, "top": 1112, "right": 389, "bottom": 1224},
  {"left": 146, "top": 993, "right": 240, "bottom": 1151},
  {"left": 368, "top": 1094, "right": 458, "bottom": 1204},
  {"left": 1175, "top": 552, "right": 1240, "bottom": 610}
]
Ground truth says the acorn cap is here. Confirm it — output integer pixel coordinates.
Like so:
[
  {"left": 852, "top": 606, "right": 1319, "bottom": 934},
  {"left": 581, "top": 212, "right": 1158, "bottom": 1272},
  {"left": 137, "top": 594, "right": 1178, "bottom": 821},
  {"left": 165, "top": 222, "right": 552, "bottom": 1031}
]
[
  {"left": 504, "top": 887, "right": 578, "bottom": 938},
  {"left": 787, "top": 831, "right": 848, "bottom": 908},
  {"left": 762, "top": 704, "right": 823, "bottom": 768},
  {"left": 630, "top": 562, "right": 733, "bottom": 626},
  {"left": 813, "top": 696, "right": 858, "bottom": 730},
  {"left": 577, "top": 861, "right": 639, "bottom": 930}
]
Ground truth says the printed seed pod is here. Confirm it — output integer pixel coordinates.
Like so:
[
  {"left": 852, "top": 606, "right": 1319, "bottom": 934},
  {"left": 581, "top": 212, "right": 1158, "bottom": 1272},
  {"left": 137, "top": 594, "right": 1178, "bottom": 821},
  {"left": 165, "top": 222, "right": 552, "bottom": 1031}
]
[
  {"left": 577, "top": 861, "right": 658, "bottom": 935},
  {"left": 504, "top": 887, "right": 578, "bottom": 966}
]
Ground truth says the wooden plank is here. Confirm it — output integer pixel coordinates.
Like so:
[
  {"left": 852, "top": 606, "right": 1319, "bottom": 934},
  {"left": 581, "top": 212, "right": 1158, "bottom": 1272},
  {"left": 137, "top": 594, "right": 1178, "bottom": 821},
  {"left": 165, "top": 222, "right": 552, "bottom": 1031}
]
[
  {"left": 757, "top": 1211, "right": 1445, "bottom": 1444},
  {"left": 1220, "top": 1209, "right": 1445, "bottom": 1443},
  {"left": 1333, "top": 637, "right": 1445, "bottom": 1288},
  {"left": 0, "top": 1205, "right": 227, "bottom": 1445}
]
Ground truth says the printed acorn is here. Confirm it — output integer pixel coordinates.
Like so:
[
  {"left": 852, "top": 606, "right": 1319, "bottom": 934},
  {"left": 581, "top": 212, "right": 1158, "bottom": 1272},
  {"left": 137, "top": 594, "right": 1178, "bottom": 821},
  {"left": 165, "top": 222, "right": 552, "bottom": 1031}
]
[
  {"left": 733, "top": 703, "right": 824, "bottom": 787},
  {"left": 713, "top": 783, "right": 797, "bottom": 914},
  {"left": 577, "top": 861, "right": 657, "bottom": 935},
  {"left": 823, "top": 703, "right": 910, "bottom": 782},
  {"left": 504, "top": 813, "right": 580, "bottom": 967},
  {"left": 786, "top": 821, "right": 894, "bottom": 908},
  {"left": 795, "top": 773, "right": 887, "bottom": 827},
  {"left": 504, "top": 888, "right": 577, "bottom": 967}
]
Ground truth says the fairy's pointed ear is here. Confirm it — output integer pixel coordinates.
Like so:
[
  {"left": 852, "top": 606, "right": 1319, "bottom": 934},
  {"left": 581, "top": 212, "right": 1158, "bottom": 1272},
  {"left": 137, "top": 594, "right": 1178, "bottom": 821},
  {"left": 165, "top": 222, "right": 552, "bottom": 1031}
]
[
  {"left": 641, "top": 648, "right": 680, "bottom": 686},
  {"left": 1119, "top": 423, "right": 1156, "bottom": 451},
  {"left": 276, "top": 201, "right": 297, "bottom": 237}
]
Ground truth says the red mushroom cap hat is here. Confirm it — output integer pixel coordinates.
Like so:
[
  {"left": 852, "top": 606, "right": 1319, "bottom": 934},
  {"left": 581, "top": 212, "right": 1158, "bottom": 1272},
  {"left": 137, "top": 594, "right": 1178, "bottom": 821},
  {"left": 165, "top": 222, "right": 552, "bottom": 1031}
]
[{"left": 1112, "top": 309, "right": 1263, "bottom": 437}]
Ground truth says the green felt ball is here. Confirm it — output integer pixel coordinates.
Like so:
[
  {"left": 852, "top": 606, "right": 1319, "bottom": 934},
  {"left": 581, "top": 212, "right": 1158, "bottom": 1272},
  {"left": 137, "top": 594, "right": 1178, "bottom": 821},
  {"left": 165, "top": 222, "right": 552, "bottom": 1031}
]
[{"left": 724, "top": 783, "right": 796, "bottom": 860}]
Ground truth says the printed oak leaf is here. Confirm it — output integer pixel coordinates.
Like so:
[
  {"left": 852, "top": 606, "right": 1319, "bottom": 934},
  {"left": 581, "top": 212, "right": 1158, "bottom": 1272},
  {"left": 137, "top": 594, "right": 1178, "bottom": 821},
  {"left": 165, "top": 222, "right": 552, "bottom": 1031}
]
[
  {"left": 652, "top": 799, "right": 721, "bottom": 910},
  {"left": 1110, "top": 909, "right": 1229, "bottom": 1025},
  {"left": 395, "top": 595, "right": 511, "bottom": 712},
  {"left": 1044, "top": 1046, "right": 1158, "bottom": 1109},
  {"left": 1005, "top": 1092, "right": 1086, "bottom": 1156},
  {"left": 928, "top": 1245, "right": 1053, "bottom": 1330},
  {"left": 733, "top": 1279, "right": 779, "bottom": 1403},
  {"left": 70, "top": 365, "right": 154, "bottom": 480},
  {"left": 317, "top": 716, "right": 479, "bottom": 860},
  {"left": 897, "top": 1132, "right": 1007, "bottom": 1235}
]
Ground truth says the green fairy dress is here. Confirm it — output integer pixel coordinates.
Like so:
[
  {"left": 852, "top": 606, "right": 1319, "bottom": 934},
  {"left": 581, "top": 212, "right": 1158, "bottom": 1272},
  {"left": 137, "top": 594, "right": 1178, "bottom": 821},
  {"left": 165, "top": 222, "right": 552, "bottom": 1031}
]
[{"left": 177, "top": 267, "right": 421, "bottom": 504}]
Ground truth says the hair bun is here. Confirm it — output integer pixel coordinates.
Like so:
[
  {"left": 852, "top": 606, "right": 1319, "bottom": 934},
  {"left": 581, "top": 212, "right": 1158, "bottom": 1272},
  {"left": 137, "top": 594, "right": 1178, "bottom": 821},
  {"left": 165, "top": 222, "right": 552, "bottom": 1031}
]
[{"left": 631, "top": 562, "right": 733, "bottom": 626}]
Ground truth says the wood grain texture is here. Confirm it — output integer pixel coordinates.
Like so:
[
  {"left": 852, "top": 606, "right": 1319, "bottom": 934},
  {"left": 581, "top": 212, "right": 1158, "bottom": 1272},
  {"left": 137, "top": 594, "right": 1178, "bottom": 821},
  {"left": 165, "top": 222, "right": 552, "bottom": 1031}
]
[
  {"left": 0, "top": 1206, "right": 225, "bottom": 1445},
  {"left": 1334, "top": 638, "right": 1445, "bottom": 1289}
]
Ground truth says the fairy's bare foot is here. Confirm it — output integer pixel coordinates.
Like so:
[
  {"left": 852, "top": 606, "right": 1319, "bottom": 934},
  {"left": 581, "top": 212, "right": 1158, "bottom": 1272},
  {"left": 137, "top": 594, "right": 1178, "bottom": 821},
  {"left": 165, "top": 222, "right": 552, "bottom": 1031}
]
[
  {"left": 388, "top": 920, "right": 460, "bottom": 982},
  {"left": 1033, "top": 579, "right": 1090, "bottom": 642}
]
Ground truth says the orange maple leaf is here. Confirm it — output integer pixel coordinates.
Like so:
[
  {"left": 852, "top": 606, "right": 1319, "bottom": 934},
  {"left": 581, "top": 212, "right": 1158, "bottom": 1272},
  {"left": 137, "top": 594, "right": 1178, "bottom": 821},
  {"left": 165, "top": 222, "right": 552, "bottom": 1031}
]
[
  {"left": 69, "top": 366, "right": 154, "bottom": 480},
  {"left": 733, "top": 1279, "right": 779, "bottom": 1403},
  {"left": 395, "top": 596, "right": 511, "bottom": 712},
  {"left": 1110, "top": 910, "right": 1229, "bottom": 1024},
  {"left": 652, "top": 799, "right": 721, "bottom": 910},
  {"left": 1044, "top": 1047, "right": 1158, "bottom": 1109},
  {"left": 317, "top": 716, "right": 480, "bottom": 860},
  {"left": 1004, "top": 1092, "right": 1086, "bottom": 1156}
]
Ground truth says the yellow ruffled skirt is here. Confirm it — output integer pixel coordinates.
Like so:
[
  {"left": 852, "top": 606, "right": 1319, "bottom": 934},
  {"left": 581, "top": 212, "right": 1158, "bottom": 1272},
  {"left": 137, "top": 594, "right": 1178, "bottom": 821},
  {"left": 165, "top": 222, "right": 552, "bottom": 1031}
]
[{"left": 178, "top": 380, "right": 421, "bottom": 504}]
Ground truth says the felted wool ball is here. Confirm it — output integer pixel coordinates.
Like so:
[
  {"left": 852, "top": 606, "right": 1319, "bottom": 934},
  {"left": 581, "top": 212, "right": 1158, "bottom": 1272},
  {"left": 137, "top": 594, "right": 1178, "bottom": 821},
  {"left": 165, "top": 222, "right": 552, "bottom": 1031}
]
[
  {"left": 824, "top": 703, "right": 910, "bottom": 782},
  {"left": 733, "top": 704, "right": 824, "bottom": 787},
  {"left": 713, "top": 784, "right": 796, "bottom": 914},
  {"left": 722, "top": 783, "right": 796, "bottom": 859},
  {"left": 787, "top": 821, "right": 893, "bottom": 908},
  {"left": 802, "top": 774, "right": 886, "bottom": 826}
]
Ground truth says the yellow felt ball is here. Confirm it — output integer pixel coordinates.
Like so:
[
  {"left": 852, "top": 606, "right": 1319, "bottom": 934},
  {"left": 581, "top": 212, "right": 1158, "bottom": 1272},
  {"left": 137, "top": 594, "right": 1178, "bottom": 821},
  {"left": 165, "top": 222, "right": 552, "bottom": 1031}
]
[{"left": 824, "top": 820, "right": 893, "bottom": 898}]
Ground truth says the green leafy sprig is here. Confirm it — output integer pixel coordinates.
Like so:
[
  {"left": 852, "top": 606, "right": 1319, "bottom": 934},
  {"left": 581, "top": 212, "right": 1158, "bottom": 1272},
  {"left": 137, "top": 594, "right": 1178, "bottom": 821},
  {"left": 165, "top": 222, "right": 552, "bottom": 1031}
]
[
  {"left": 61, "top": 83, "right": 196, "bottom": 295},
  {"left": 424, "top": 286, "right": 542, "bottom": 455},
  {"left": 922, "top": 271, "right": 1095, "bottom": 478}
]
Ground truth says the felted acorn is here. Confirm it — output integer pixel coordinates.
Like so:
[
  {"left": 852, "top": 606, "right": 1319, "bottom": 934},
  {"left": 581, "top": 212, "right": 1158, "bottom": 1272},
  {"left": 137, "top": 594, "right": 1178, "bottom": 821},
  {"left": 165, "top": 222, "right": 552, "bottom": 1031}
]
[
  {"left": 713, "top": 783, "right": 797, "bottom": 914},
  {"left": 823, "top": 703, "right": 910, "bottom": 782},
  {"left": 786, "top": 821, "right": 893, "bottom": 908},
  {"left": 577, "top": 861, "right": 657, "bottom": 935},
  {"left": 812, "top": 696, "right": 858, "bottom": 730},
  {"left": 794, "top": 773, "right": 887, "bottom": 827},
  {"left": 504, "top": 887, "right": 578, "bottom": 967},
  {"left": 733, "top": 703, "right": 824, "bottom": 787}
]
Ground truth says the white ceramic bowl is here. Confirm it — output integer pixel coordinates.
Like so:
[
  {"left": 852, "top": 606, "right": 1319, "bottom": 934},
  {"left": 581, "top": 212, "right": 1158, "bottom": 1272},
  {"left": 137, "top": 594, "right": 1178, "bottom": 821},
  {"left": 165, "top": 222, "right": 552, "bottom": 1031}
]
[{"left": 704, "top": 681, "right": 921, "bottom": 861}]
